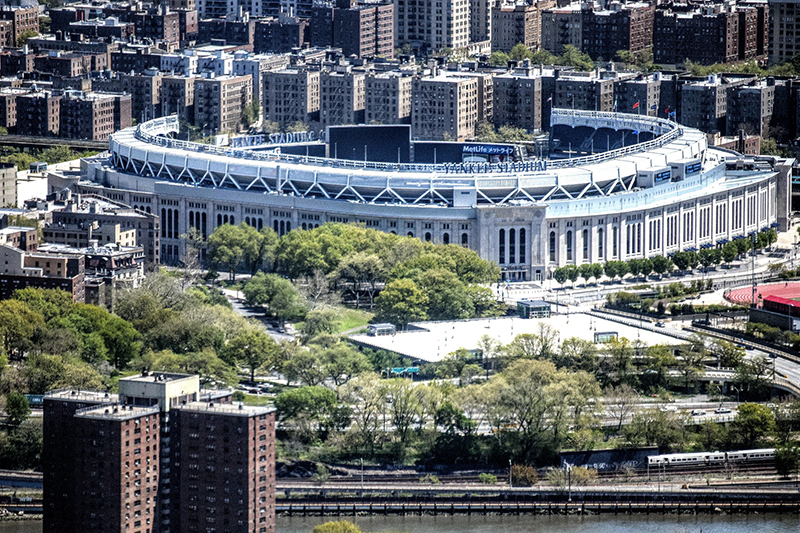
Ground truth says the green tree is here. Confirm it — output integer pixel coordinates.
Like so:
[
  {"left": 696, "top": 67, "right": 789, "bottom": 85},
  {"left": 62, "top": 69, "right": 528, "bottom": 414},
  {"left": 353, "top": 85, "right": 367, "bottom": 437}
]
[
  {"left": 509, "top": 43, "right": 533, "bottom": 61},
  {"left": 0, "top": 300, "right": 44, "bottom": 358},
  {"left": 488, "top": 51, "right": 510, "bottom": 66},
  {"left": 5, "top": 392, "right": 30, "bottom": 427},
  {"left": 374, "top": 279, "right": 427, "bottom": 329},
  {"left": 301, "top": 308, "right": 340, "bottom": 337},
  {"left": 651, "top": 255, "right": 673, "bottom": 278},
  {"left": 225, "top": 329, "right": 280, "bottom": 382},
  {"left": 98, "top": 316, "right": 141, "bottom": 369},
  {"left": 624, "top": 408, "right": 686, "bottom": 452},
  {"left": 775, "top": 445, "right": 800, "bottom": 479},
  {"left": 318, "top": 342, "right": 371, "bottom": 387},
  {"left": 731, "top": 403, "right": 776, "bottom": 448},
  {"left": 334, "top": 252, "right": 385, "bottom": 309}
]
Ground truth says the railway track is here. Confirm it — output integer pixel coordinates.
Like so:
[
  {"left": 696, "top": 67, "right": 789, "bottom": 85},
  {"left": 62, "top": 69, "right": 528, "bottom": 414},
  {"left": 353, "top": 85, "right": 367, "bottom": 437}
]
[{"left": 280, "top": 462, "right": 778, "bottom": 486}]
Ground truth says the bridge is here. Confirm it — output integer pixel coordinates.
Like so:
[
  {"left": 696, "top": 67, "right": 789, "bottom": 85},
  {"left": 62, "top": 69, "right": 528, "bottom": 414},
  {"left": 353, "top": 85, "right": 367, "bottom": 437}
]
[{"left": 0, "top": 134, "right": 107, "bottom": 152}]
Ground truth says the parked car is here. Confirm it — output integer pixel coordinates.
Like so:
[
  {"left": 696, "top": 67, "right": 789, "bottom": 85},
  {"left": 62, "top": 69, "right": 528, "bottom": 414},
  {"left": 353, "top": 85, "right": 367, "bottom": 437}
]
[{"left": 691, "top": 409, "right": 706, "bottom": 416}]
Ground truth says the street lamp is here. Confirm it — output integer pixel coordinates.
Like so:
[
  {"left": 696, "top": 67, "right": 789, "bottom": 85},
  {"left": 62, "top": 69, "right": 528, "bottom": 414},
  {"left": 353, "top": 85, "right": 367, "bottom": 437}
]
[
  {"left": 565, "top": 463, "right": 572, "bottom": 502},
  {"left": 731, "top": 385, "right": 740, "bottom": 403}
]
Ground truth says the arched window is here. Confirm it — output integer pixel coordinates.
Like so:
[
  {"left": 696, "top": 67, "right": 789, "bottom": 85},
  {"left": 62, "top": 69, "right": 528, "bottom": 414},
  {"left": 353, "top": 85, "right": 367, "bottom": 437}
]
[
  {"left": 566, "top": 230, "right": 573, "bottom": 261},
  {"left": 274, "top": 220, "right": 279, "bottom": 233},
  {"left": 173, "top": 210, "right": 179, "bottom": 239},
  {"left": 201, "top": 213, "right": 207, "bottom": 237},
  {"left": 499, "top": 229, "right": 505, "bottom": 264},
  {"left": 612, "top": 226, "right": 618, "bottom": 256},
  {"left": 302, "top": 223, "right": 307, "bottom": 230},
  {"left": 598, "top": 227, "right": 604, "bottom": 259},
  {"left": 582, "top": 229, "right": 589, "bottom": 260},
  {"left": 425, "top": 232, "right": 432, "bottom": 242},
  {"left": 257, "top": 218, "right": 263, "bottom": 230},
  {"left": 245, "top": 217, "right": 250, "bottom": 226},
  {"left": 189, "top": 211, "right": 195, "bottom": 229},
  {"left": 167, "top": 209, "right": 173, "bottom": 239},
  {"left": 461, "top": 233, "right": 468, "bottom": 246},
  {"left": 279, "top": 220, "right": 285, "bottom": 236},
  {"left": 519, "top": 228, "right": 526, "bottom": 263},
  {"left": 230, "top": 215, "right": 234, "bottom": 225},
  {"left": 286, "top": 221, "right": 290, "bottom": 232},
  {"left": 509, "top": 228, "right": 516, "bottom": 263},
  {"left": 443, "top": 232, "right": 450, "bottom": 244},
  {"left": 390, "top": 231, "right": 396, "bottom": 235},
  {"left": 408, "top": 232, "right": 414, "bottom": 238},
  {"left": 161, "top": 208, "right": 167, "bottom": 238},
  {"left": 549, "top": 231, "right": 556, "bottom": 262}
]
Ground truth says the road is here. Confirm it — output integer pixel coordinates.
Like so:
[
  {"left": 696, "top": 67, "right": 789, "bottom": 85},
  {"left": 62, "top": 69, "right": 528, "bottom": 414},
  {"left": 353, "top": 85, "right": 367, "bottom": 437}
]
[{"left": 220, "top": 287, "right": 295, "bottom": 342}]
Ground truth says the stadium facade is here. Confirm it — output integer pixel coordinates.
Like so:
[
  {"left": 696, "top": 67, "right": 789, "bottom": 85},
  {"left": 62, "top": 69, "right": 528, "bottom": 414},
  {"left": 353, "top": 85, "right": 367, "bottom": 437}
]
[{"left": 79, "top": 109, "right": 792, "bottom": 281}]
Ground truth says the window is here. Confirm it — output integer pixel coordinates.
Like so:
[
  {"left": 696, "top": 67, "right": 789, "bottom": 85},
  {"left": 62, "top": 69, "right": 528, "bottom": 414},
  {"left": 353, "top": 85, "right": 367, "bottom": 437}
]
[
  {"left": 549, "top": 231, "right": 556, "bottom": 262},
  {"left": 519, "top": 229, "right": 526, "bottom": 263},
  {"left": 566, "top": 231, "right": 573, "bottom": 261},
  {"left": 582, "top": 229, "right": 589, "bottom": 260},
  {"left": 499, "top": 229, "right": 505, "bottom": 264}
]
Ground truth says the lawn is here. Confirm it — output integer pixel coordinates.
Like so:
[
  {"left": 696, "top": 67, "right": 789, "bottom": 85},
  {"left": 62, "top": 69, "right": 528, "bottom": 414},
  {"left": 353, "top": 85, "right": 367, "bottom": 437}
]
[
  {"left": 336, "top": 307, "right": 374, "bottom": 333},
  {"left": 241, "top": 394, "right": 273, "bottom": 406}
]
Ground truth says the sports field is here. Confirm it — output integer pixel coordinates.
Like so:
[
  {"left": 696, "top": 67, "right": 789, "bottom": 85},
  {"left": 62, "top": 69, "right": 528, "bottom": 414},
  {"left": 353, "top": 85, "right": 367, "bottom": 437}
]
[{"left": 724, "top": 281, "right": 800, "bottom": 306}]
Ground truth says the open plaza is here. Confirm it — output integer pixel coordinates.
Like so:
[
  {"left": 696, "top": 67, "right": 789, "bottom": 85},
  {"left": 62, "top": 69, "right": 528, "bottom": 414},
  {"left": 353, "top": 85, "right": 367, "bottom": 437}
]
[{"left": 351, "top": 312, "right": 683, "bottom": 363}]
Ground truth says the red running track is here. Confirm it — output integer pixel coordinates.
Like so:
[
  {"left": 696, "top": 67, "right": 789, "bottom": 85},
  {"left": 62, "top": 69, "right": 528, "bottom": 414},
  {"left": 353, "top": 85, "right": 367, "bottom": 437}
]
[{"left": 725, "top": 281, "right": 800, "bottom": 307}]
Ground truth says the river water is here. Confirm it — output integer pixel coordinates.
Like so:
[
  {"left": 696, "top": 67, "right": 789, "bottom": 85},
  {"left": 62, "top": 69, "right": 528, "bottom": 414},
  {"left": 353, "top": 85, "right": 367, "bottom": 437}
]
[
  {"left": 278, "top": 514, "right": 800, "bottom": 533},
  {"left": 9, "top": 514, "right": 800, "bottom": 533}
]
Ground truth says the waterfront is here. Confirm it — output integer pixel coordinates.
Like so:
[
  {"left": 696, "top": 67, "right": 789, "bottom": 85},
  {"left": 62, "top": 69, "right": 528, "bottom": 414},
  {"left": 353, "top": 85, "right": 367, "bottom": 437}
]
[{"left": 278, "top": 514, "right": 800, "bottom": 533}]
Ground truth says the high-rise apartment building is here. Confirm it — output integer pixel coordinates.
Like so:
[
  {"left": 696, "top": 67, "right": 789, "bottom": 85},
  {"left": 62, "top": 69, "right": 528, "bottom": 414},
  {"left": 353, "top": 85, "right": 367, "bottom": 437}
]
[
  {"left": 60, "top": 91, "right": 132, "bottom": 141},
  {"left": 581, "top": 2, "right": 654, "bottom": 61},
  {"left": 262, "top": 68, "right": 320, "bottom": 128},
  {"left": 311, "top": 0, "right": 394, "bottom": 59},
  {"left": 491, "top": 1, "right": 555, "bottom": 52},
  {"left": 395, "top": 0, "right": 470, "bottom": 52},
  {"left": 653, "top": 3, "right": 766, "bottom": 65},
  {"left": 554, "top": 72, "right": 615, "bottom": 112},
  {"left": 412, "top": 74, "right": 478, "bottom": 140},
  {"left": 493, "top": 60, "right": 544, "bottom": 132},
  {"left": 320, "top": 66, "right": 366, "bottom": 128},
  {"left": 769, "top": 0, "right": 799, "bottom": 64},
  {"left": 365, "top": 71, "right": 413, "bottom": 124},
  {"left": 194, "top": 75, "right": 253, "bottom": 134},
  {"left": 44, "top": 372, "right": 276, "bottom": 533},
  {"left": 15, "top": 91, "right": 61, "bottom": 137},
  {"left": 543, "top": 4, "right": 584, "bottom": 56}
]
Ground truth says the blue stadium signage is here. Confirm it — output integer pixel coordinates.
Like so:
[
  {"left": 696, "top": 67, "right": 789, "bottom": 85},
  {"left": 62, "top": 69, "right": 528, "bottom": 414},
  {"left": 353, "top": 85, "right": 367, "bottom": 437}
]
[{"left": 462, "top": 144, "right": 515, "bottom": 155}]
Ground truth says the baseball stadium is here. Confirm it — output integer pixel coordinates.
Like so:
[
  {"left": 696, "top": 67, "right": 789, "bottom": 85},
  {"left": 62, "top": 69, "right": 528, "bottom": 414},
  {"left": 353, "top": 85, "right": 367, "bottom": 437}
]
[{"left": 76, "top": 109, "right": 791, "bottom": 282}]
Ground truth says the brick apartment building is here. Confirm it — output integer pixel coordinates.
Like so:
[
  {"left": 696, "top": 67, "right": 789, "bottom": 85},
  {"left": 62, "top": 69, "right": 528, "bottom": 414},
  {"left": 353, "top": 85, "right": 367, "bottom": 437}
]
[
  {"left": 581, "top": 2, "right": 654, "bottom": 61},
  {"left": 43, "top": 372, "right": 276, "bottom": 533},
  {"left": 262, "top": 68, "right": 320, "bottom": 129},
  {"left": 60, "top": 91, "right": 132, "bottom": 141},
  {"left": 311, "top": 0, "right": 394, "bottom": 59},
  {"left": 492, "top": 60, "right": 544, "bottom": 132},
  {"left": 653, "top": 3, "right": 767, "bottom": 65},
  {"left": 412, "top": 74, "right": 478, "bottom": 141},
  {"left": 0, "top": 240, "right": 86, "bottom": 301},
  {"left": 541, "top": 3, "right": 582, "bottom": 54},
  {"left": 194, "top": 74, "right": 253, "bottom": 134},
  {"left": 15, "top": 91, "right": 61, "bottom": 137},
  {"left": 0, "top": 6, "right": 38, "bottom": 47},
  {"left": 320, "top": 65, "right": 366, "bottom": 128},
  {"left": 365, "top": 71, "right": 412, "bottom": 124},
  {"left": 253, "top": 16, "right": 308, "bottom": 54},
  {"left": 491, "top": 1, "right": 555, "bottom": 52},
  {"left": 0, "top": 164, "right": 14, "bottom": 207}
]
